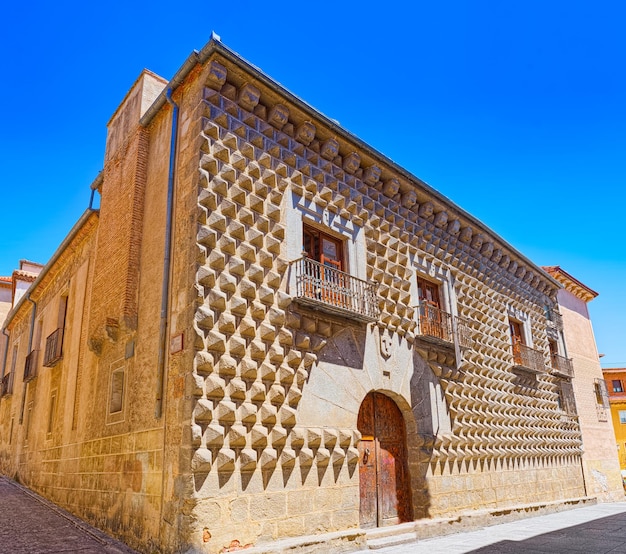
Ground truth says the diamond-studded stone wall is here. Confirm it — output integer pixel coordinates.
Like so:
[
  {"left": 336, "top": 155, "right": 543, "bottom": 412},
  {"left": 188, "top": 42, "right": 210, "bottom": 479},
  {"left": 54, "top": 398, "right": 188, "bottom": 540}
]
[{"left": 189, "top": 56, "right": 584, "bottom": 546}]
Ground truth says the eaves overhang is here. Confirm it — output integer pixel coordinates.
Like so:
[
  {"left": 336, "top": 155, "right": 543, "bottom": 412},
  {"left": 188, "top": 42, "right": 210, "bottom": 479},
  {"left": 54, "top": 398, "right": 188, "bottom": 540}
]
[{"left": 139, "top": 35, "right": 562, "bottom": 294}]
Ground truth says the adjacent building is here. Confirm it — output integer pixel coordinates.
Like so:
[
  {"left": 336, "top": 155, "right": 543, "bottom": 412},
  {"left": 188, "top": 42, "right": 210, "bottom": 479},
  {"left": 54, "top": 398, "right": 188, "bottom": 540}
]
[
  {"left": 603, "top": 367, "right": 626, "bottom": 479},
  {"left": 544, "top": 266, "right": 623, "bottom": 500},
  {"left": 0, "top": 37, "right": 622, "bottom": 554}
]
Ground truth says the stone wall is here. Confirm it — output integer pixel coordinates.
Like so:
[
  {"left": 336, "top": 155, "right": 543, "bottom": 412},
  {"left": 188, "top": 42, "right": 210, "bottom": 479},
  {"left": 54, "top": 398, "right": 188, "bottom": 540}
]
[
  {"left": 184, "top": 52, "right": 587, "bottom": 553},
  {"left": 557, "top": 286, "right": 623, "bottom": 501}
]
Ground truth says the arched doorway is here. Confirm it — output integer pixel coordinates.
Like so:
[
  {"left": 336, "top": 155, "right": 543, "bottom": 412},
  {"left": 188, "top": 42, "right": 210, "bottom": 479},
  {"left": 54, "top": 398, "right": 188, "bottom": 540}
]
[{"left": 357, "top": 391, "right": 412, "bottom": 528}]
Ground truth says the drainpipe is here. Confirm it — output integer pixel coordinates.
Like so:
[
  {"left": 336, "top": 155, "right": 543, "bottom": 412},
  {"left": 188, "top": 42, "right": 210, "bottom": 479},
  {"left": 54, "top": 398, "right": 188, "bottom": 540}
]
[
  {"left": 0, "top": 328, "right": 8, "bottom": 379},
  {"left": 155, "top": 88, "right": 179, "bottom": 419},
  {"left": 25, "top": 296, "right": 37, "bottom": 356},
  {"left": 19, "top": 296, "right": 37, "bottom": 423}
]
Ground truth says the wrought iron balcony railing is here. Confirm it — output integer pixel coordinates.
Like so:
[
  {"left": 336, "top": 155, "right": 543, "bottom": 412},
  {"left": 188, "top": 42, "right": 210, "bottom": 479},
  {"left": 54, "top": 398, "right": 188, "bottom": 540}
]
[
  {"left": 550, "top": 353, "right": 574, "bottom": 378},
  {"left": 292, "top": 257, "right": 379, "bottom": 322},
  {"left": 0, "top": 372, "right": 13, "bottom": 397},
  {"left": 512, "top": 341, "right": 546, "bottom": 374},
  {"left": 24, "top": 350, "right": 39, "bottom": 382},
  {"left": 417, "top": 304, "right": 473, "bottom": 348},
  {"left": 546, "top": 308, "right": 563, "bottom": 331},
  {"left": 43, "top": 327, "right": 64, "bottom": 367},
  {"left": 418, "top": 303, "right": 453, "bottom": 342}
]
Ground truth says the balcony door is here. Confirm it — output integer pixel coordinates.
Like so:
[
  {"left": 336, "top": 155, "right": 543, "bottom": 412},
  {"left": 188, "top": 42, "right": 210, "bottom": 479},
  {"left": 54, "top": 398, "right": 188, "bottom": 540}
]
[
  {"left": 303, "top": 224, "right": 346, "bottom": 307},
  {"left": 509, "top": 319, "right": 525, "bottom": 365},
  {"left": 417, "top": 277, "right": 445, "bottom": 340}
]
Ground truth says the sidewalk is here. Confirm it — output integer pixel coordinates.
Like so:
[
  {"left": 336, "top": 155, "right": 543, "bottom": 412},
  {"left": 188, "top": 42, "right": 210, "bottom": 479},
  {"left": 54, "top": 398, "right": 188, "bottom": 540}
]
[
  {"left": 356, "top": 501, "right": 626, "bottom": 553},
  {"left": 0, "top": 475, "right": 138, "bottom": 554}
]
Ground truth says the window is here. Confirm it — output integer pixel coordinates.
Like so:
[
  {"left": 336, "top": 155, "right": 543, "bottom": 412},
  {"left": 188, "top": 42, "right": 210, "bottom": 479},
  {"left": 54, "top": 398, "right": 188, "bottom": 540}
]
[
  {"left": 303, "top": 224, "right": 345, "bottom": 271},
  {"left": 509, "top": 317, "right": 544, "bottom": 373},
  {"left": 109, "top": 367, "right": 125, "bottom": 414},
  {"left": 558, "top": 380, "right": 577, "bottom": 415},
  {"left": 44, "top": 295, "right": 68, "bottom": 367},
  {"left": 619, "top": 410, "right": 626, "bottom": 424},
  {"left": 594, "top": 378, "right": 609, "bottom": 408},
  {"left": 548, "top": 339, "right": 558, "bottom": 358},
  {"left": 293, "top": 222, "right": 378, "bottom": 321},
  {"left": 24, "top": 401, "right": 33, "bottom": 441},
  {"left": 416, "top": 276, "right": 452, "bottom": 342},
  {"left": 1, "top": 345, "right": 17, "bottom": 397},
  {"left": 614, "top": 380, "right": 624, "bottom": 393},
  {"left": 47, "top": 390, "right": 57, "bottom": 438},
  {"left": 510, "top": 319, "right": 525, "bottom": 347}
]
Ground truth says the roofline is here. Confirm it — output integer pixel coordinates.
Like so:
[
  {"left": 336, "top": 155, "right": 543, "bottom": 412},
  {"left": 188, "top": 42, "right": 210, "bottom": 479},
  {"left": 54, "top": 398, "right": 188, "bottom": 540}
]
[
  {"left": 1, "top": 209, "right": 99, "bottom": 332},
  {"left": 139, "top": 35, "right": 561, "bottom": 291},
  {"left": 107, "top": 68, "right": 169, "bottom": 128},
  {"left": 542, "top": 265, "right": 599, "bottom": 300}
]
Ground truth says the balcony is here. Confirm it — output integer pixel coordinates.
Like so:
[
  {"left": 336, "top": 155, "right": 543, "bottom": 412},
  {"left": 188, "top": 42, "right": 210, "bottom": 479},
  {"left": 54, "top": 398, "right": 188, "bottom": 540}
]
[
  {"left": 43, "top": 327, "right": 64, "bottom": 367},
  {"left": 546, "top": 308, "right": 563, "bottom": 331},
  {"left": 512, "top": 341, "right": 546, "bottom": 374},
  {"left": 417, "top": 304, "right": 473, "bottom": 348},
  {"left": 550, "top": 353, "right": 574, "bottom": 378},
  {"left": 0, "top": 373, "right": 13, "bottom": 397},
  {"left": 292, "top": 257, "right": 379, "bottom": 322},
  {"left": 23, "top": 350, "right": 39, "bottom": 382}
]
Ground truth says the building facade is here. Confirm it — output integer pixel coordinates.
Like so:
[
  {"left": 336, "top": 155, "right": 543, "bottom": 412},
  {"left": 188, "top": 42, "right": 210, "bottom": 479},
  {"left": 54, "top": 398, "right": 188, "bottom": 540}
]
[
  {"left": 544, "top": 266, "right": 623, "bottom": 500},
  {"left": 603, "top": 367, "right": 626, "bottom": 479},
  {"left": 0, "top": 38, "right": 622, "bottom": 554}
]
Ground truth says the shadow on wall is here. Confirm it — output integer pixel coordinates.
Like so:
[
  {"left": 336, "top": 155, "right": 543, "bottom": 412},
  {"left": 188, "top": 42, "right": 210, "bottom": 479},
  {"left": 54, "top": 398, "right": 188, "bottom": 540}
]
[
  {"left": 193, "top": 324, "right": 366, "bottom": 494},
  {"left": 409, "top": 349, "right": 449, "bottom": 518},
  {"left": 317, "top": 326, "right": 366, "bottom": 370}
]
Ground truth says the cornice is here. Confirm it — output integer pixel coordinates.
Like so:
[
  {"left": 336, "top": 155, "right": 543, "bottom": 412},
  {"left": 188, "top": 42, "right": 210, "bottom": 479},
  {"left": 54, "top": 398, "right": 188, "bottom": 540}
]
[
  {"left": 203, "top": 46, "right": 560, "bottom": 298},
  {"left": 543, "top": 266, "right": 598, "bottom": 303},
  {"left": 137, "top": 37, "right": 561, "bottom": 300}
]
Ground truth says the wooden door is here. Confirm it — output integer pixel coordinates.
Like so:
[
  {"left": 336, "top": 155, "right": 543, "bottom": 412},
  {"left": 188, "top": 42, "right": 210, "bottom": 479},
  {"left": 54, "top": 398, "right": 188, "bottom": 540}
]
[
  {"left": 357, "top": 392, "right": 411, "bottom": 528},
  {"left": 509, "top": 319, "right": 524, "bottom": 365},
  {"left": 417, "top": 277, "right": 444, "bottom": 339},
  {"left": 303, "top": 225, "right": 346, "bottom": 307}
]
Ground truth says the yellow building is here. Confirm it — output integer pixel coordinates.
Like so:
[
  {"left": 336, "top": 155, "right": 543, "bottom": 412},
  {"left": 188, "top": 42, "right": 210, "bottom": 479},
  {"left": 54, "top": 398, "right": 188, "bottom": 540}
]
[
  {"left": 0, "top": 37, "right": 623, "bottom": 554},
  {"left": 603, "top": 368, "right": 626, "bottom": 476}
]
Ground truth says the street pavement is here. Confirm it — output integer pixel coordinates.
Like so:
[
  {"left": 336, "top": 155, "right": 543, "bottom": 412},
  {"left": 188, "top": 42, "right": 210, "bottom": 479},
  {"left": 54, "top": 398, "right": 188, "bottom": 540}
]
[
  {"left": 3, "top": 472, "right": 626, "bottom": 554},
  {"left": 0, "top": 475, "right": 138, "bottom": 553},
  {"left": 356, "top": 501, "right": 626, "bottom": 553}
]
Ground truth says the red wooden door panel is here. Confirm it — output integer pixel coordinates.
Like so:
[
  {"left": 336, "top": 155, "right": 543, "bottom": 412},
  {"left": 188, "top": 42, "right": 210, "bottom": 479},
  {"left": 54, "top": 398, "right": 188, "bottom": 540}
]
[
  {"left": 357, "top": 392, "right": 412, "bottom": 528},
  {"left": 358, "top": 437, "right": 377, "bottom": 528}
]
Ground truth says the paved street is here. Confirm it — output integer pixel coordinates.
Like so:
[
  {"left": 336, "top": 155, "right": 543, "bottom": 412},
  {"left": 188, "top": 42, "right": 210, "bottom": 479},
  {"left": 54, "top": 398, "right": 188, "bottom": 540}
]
[
  {"left": 3, "top": 472, "right": 626, "bottom": 554},
  {"left": 356, "top": 501, "right": 626, "bottom": 553},
  {"left": 0, "top": 475, "right": 137, "bottom": 553}
]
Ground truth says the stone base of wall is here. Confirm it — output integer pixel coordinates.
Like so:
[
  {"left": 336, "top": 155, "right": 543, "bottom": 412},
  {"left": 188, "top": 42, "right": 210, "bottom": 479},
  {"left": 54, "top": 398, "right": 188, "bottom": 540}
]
[
  {"left": 233, "top": 496, "right": 596, "bottom": 554},
  {"left": 217, "top": 527, "right": 367, "bottom": 554},
  {"left": 583, "top": 459, "right": 625, "bottom": 502},
  {"left": 426, "top": 456, "right": 586, "bottom": 516}
]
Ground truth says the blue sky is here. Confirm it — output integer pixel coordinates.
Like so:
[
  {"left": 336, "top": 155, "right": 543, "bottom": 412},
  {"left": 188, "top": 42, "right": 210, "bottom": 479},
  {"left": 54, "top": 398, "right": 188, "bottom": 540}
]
[{"left": 1, "top": 1, "right": 625, "bottom": 365}]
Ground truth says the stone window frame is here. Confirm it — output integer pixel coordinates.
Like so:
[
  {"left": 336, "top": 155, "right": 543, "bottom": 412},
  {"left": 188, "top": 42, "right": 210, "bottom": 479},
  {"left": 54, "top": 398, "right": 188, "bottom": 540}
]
[
  {"left": 106, "top": 359, "right": 126, "bottom": 425},
  {"left": 285, "top": 191, "right": 366, "bottom": 293},
  {"left": 506, "top": 305, "right": 534, "bottom": 348},
  {"left": 411, "top": 257, "right": 458, "bottom": 324},
  {"left": 46, "top": 389, "right": 57, "bottom": 440},
  {"left": 556, "top": 379, "right": 577, "bottom": 416},
  {"left": 23, "top": 402, "right": 32, "bottom": 444},
  {"left": 594, "top": 378, "right": 610, "bottom": 408},
  {"left": 619, "top": 410, "right": 626, "bottom": 424}
]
